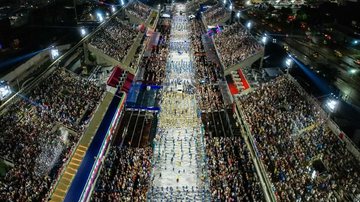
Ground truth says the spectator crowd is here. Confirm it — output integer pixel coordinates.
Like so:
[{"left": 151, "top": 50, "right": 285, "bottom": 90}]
[
  {"left": 197, "top": 85, "right": 224, "bottom": 111},
  {"left": 206, "top": 137, "right": 265, "bottom": 201},
  {"left": 90, "top": 16, "right": 138, "bottom": 63},
  {"left": 238, "top": 76, "right": 360, "bottom": 201},
  {"left": 92, "top": 146, "right": 153, "bottom": 202},
  {"left": 126, "top": 1, "right": 152, "bottom": 22},
  {"left": 203, "top": 3, "right": 230, "bottom": 26},
  {"left": 214, "top": 22, "right": 262, "bottom": 68},
  {"left": 190, "top": 19, "right": 221, "bottom": 84},
  {"left": 0, "top": 68, "right": 104, "bottom": 201},
  {"left": 141, "top": 19, "right": 171, "bottom": 85},
  {"left": 189, "top": 15, "right": 265, "bottom": 202}
]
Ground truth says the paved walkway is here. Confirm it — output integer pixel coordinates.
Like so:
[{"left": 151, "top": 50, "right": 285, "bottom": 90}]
[{"left": 147, "top": 3, "right": 210, "bottom": 201}]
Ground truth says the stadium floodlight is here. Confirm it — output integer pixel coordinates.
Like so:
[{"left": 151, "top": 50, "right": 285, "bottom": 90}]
[
  {"left": 223, "top": 0, "right": 226, "bottom": 4},
  {"left": 111, "top": 5, "right": 116, "bottom": 13},
  {"left": 229, "top": 4, "right": 233, "bottom": 10},
  {"left": 96, "top": 12, "right": 104, "bottom": 22},
  {"left": 326, "top": 99, "right": 338, "bottom": 113},
  {"left": 80, "top": 27, "right": 87, "bottom": 37},
  {"left": 349, "top": 68, "right": 357, "bottom": 74},
  {"left": 246, "top": 21, "right": 252, "bottom": 29},
  {"left": 285, "top": 57, "right": 292, "bottom": 67},
  {"left": 121, "top": 0, "right": 125, "bottom": 6},
  {"left": 262, "top": 36, "right": 267, "bottom": 44},
  {"left": 0, "top": 81, "right": 12, "bottom": 101},
  {"left": 50, "top": 46, "right": 59, "bottom": 60},
  {"left": 236, "top": 12, "right": 241, "bottom": 18}
]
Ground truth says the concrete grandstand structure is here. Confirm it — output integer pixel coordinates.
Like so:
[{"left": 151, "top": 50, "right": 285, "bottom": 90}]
[{"left": 0, "top": 1, "right": 359, "bottom": 202}]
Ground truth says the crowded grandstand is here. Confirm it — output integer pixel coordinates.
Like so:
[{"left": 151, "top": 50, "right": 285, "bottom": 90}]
[
  {"left": 214, "top": 22, "right": 263, "bottom": 68},
  {"left": 0, "top": 1, "right": 359, "bottom": 202}
]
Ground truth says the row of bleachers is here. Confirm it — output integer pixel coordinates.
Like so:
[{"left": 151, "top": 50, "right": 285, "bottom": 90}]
[
  {"left": 0, "top": 68, "right": 104, "bottom": 201},
  {"left": 189, "top": 15, "right": 266, "bottom": 201},
  {"left": 91, "top": 146, "right": 153, "bottom": 201},
  {"left": 126, "top": 1, "right": 152, "bottom": 22},
  {"left": 197, "top": 85, "right": 224, "bottom": 111},
  {"left": 206, "top": 136, "right": 265, "bottom": 201},
  {"left": 202, "top": 3, "right": 230, "bottom": 26},
  {"left": 90, "top": 16, "right": 139, "bottom": 63},
  {"left": 140, "top": 18, "right": 171, "bottom": 85},
  {"left": 190, "top": 19, "right": 222, "bottom": 84},
  {"left": 213, "top": 22, "right": 263, "bottom": 69},
  {"left": 89, "top": 5, "right": 159, "bottom": 201},
  {"left": 237, "top": 76, "right": 360, "bottom": 201}
]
